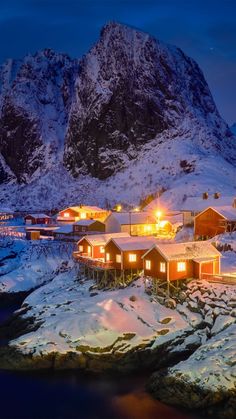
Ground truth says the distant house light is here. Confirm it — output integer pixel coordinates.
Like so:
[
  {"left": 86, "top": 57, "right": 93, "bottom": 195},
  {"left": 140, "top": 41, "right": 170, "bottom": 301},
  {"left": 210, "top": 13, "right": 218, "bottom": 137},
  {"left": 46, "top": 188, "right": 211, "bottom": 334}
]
[
  {"left": 78, "top": 245, "right": 83, "bottom": 252},
  {"left": 100, "top": 246, "right": 105, "bottom": 253},
  {"left": 64, "top": 212, "right": 70, "bottom": 217},
  {"left": 87, "top": 246, "right": 91, "bottom": 255},
  {"left": 80, "top": 212, "right": 86, "bottom": 219},
  {"left": 106, "top": 253, "right": 110, "bottom": 261}
]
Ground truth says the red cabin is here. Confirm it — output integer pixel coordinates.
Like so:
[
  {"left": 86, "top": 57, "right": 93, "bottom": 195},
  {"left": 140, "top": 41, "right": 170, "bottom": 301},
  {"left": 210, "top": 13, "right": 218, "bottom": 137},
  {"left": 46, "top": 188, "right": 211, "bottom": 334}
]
[
  {"left": 24, "top": 213, "right": 52, "bottom": 225},
  {"left": 142, "top": 241, "right": 221, "bottom": 281}
]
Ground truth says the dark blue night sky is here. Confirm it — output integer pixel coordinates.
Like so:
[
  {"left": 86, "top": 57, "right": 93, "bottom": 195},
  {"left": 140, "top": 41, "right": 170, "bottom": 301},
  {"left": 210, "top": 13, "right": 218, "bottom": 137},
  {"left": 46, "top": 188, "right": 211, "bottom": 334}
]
[{"left": 0, "top": 0, "right": 235, "bottom": 124}]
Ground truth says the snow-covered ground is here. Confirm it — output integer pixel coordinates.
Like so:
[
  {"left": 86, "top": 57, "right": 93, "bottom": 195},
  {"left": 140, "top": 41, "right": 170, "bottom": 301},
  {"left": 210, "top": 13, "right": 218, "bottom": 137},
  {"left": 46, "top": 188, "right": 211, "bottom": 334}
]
[
  {"left": 10, "top": 274, "right": 191, "bottom": 359},
  {"left": 0, "top": 237, "right": 74, "bottom": 293}
]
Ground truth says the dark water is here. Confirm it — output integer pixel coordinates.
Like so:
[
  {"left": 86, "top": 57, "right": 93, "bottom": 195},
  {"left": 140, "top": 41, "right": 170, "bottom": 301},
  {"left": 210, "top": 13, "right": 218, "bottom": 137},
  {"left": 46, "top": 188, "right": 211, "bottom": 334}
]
[{"left": 0, "top": 305, "right": 197, "bottom": 419}]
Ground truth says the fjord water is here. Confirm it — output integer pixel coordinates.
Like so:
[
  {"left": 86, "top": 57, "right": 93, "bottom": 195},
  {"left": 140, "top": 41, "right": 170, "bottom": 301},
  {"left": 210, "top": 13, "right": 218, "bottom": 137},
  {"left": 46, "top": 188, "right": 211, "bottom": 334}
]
[{"left": 0, "top": 305, "right": 195, "bottom": 419}]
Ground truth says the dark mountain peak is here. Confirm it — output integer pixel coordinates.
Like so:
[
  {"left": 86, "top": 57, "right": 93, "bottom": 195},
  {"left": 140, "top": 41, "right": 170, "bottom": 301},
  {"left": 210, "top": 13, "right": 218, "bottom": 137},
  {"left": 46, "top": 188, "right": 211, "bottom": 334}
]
[{"left": 64, "top": 22, "right": 233, "bottom": 180}]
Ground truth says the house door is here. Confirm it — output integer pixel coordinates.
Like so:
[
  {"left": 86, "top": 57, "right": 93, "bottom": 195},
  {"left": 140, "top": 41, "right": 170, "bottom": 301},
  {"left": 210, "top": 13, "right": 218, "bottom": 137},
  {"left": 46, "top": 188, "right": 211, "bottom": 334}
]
[{"left": 201, "top": 261, "right": 214, "bottom": 277}]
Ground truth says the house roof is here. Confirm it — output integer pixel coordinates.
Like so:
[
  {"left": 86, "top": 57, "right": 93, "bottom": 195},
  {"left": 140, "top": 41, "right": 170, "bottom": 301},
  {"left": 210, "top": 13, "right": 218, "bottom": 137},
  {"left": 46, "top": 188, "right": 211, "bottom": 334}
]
[
  {"left": 143, "top": 241, "right": 221, "bottom": 261},
  {"left": 74, "top": 219, "right": 104, "bottom": 226},
  {"left": 195, "top": 206, "right": 236, "bottom": 221},
  {"left": 212, "top": 206, "right": 236, "bottom": 221},
  {"left": 25, "top": 213, "right": 51, "bottom": 218},
  {"left": 108, "top": 236, "right": 158, "bottom": 251},
  {"left": 109, "top": 211, "right": 157, "bottom": 225},
  {"left": 54, "top": 225, "right": 74, "bottom": 234},
  {"left": 178, "top": 196, "right": 235, "bottom": 212},
  {"left": 60, "top": 205, "right": 105, "bottom": 214},
  {"left": 78, "top": 232, "right": 130, "bottom": 247}
]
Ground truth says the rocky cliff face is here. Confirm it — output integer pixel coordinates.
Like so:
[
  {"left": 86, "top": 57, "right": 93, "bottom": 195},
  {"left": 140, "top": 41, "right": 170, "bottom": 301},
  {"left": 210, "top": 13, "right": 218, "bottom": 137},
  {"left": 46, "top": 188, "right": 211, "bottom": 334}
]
[
  {"left": 64, "top": 22, "right": 234, "bottom": 179},
  {"left": 0, "top": 49, "right": 78, "bottom": 182},
  {"left": 0, "top": 22, "right": 235, "bottom": 209}
]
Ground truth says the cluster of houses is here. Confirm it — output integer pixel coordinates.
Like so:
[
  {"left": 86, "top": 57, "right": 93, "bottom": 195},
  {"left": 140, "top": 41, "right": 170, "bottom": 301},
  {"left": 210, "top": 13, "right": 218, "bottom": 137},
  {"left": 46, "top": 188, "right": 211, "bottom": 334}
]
[
  {"left": 22, "top": 193, "right": 236, "bottom": 285},
  {"left": 24, "top": 205, "right": 181, "bottom": 240},
  {"left": 73, "top": 233, "right": 221, "bottom": 284}
]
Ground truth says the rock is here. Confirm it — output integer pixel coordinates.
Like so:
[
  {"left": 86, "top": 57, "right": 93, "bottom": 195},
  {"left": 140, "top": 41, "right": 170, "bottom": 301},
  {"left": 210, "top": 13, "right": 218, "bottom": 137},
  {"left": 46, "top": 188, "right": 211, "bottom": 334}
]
[
  {"left": 129, "top": 295, "right": 137, "bottom": 302},
  {"left": 165, "top": 298, "right": 176, "bottom": 309}
]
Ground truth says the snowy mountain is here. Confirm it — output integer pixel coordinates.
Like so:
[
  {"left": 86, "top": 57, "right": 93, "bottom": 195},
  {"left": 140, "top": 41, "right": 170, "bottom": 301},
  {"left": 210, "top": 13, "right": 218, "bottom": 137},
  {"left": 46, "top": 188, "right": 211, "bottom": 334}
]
[
  {"left": 0, "top": 49, "right": 78, "bottom": 183},
  {"left": 0, "top": 22, "right": 235, "bottom": 210}
]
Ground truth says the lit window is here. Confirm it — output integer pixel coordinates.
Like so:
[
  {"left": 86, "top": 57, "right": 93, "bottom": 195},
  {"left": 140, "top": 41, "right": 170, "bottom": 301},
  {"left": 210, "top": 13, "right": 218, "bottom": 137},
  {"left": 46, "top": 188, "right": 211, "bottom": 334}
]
[
  {"left": 177, "top": 262, "right": 186, "bottom": 272},
  {"left": 64, "top": 212, "right": 70, "bottom": 218},
  {"left": 100, "top": 246, "right": 105, "bottom": 253},
  {"left": 129, "top": 254, "right": 137, "bottom": 262},
  {"left": 80, "top": 212, "right": 86, "bottom": 219},
  {"left": 160, "top": 262, "right": 166, "bottom": 273},
  {"left": 106, "top": 253, "right": 110, "bottom": 262},
  {"left": 116, "top": 254, "right": 121, "bottom": 263},
  {"left": 78, "top": 245, "right": 83, "bottom": 252},
  {"left": 144, "top": 225, "right": 152, "bottom": 232},
  {"left": 145, "top": 260, "right": 151, "bottom": 270},
  {"left": 87, "top": 246, "right": 91, "bottom": 255}
]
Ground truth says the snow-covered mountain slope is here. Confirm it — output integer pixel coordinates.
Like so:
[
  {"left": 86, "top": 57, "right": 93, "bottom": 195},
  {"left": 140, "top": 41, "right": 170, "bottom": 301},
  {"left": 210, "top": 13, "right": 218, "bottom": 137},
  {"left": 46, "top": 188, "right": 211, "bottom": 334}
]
[{"left": 0, "top": 22, "right": 235, "bottom": 210}]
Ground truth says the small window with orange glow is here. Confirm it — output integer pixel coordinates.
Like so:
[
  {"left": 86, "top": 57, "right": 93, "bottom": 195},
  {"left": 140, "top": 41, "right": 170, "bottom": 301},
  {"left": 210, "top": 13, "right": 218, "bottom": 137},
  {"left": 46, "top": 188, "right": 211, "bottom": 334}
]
[
  {"left": 116, "top": 254, "right": 121, "bottom": 263},
  {"left": 64, "top": 212, "right": 70, "bottom": 218},
  {"left": 145, "top": 260, "right": 151, "bottom": 270},
  {"left": 177, "top": 262, "right": 186, "bottom": 272},
  {"left": 160, "top": 262, "right": 166, "bottom": 273},
  {"left": 106, "top": 253, "right": 110, "bottom": 261},
  {"left": 100, "top": 246, "right": 105, "bottom": 253},
  {"left": 78, "top": 245, "right": 83, "bottom": 252},
  {"left": 129, "top": 254, "right": 137, "bottom": 262}
]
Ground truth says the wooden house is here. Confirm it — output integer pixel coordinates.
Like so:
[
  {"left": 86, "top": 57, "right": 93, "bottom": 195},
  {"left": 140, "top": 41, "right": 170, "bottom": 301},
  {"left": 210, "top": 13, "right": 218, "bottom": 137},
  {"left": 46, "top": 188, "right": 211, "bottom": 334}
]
[
  {"left": 194, "top": 206, "right": 236, "bottom": 239},
  {"left": 142, "top": 241, "right": 221, "bottom": 281},
  {"left": 104, "top": 236, "right": 158, "bottom": 271},
  {"left": 105, "top": 211, "right": 159, "bottom": 235},
  {"left": 26, "top": 230, "right": 40, "bottom": 240},
  {"left": 57, "top": 205, "right": 108, "bottom": 222},
  {"left": 177, "top": 194, "right": 236, "bottom": 226},
  {"left": 73, "top": 219, "right": 105, "bottom": 234},
  {"left": 75, "top": 232, "right": 130, "bottom": 260},
  {"left": 24, "top": 213, "right": 52, "bottom": 225}
]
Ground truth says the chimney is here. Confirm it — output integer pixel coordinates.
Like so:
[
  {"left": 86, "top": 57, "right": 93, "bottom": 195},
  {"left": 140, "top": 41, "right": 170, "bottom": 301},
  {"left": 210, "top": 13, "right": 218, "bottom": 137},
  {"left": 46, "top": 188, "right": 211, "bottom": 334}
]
[
  {"left": 214, "top": 192, "right": 220, "bottom": 199},
  {"left": 202, "top": 192, "right": 208, "bottom": 200}
]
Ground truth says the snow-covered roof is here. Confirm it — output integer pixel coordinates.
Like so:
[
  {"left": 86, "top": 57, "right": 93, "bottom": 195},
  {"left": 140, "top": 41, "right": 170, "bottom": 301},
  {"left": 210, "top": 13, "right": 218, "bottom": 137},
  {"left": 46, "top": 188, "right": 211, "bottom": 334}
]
[
  {"left": 178, "top": 196, "right": 235, "bottom": 212},
  {"left": 61, "top": 205, "right": 105, "bottom": 214},
  {"left": 74, "top": 219, "right": 104, "bottom": 226},
  {"left": 144, "top": 241, "right": 221, "bottom": 261},
  {"left": 211, "top": 206, "right": 236, "bottom": 221},
  {"left": 54, "top": 225, "right": 74, "bottom": 234},
  {"left": 109, "top": 211, "right": 157, "bottom": 225},
  {"left": 109, "top": 236, "right": 158, "bottom": 251},
  {"left": 25, "top": 213, "right": 51, "bottom": 218},
  {"left": 78, "top": 232, "right": 130, "bottom": 247}
]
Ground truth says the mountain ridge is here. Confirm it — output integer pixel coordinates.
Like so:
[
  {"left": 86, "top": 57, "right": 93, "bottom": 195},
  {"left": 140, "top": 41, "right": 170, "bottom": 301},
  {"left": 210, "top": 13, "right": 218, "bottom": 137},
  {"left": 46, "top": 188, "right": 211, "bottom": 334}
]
[{"left": 0, "top": 21, "right": 235, "bottom": 210}]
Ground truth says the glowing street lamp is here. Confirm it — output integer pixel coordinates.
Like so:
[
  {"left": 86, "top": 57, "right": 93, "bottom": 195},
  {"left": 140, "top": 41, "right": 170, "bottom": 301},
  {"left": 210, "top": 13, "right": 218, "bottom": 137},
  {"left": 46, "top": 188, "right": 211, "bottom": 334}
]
[{"left": 116, "top": 204, "right": 122, "bottom": 212}]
